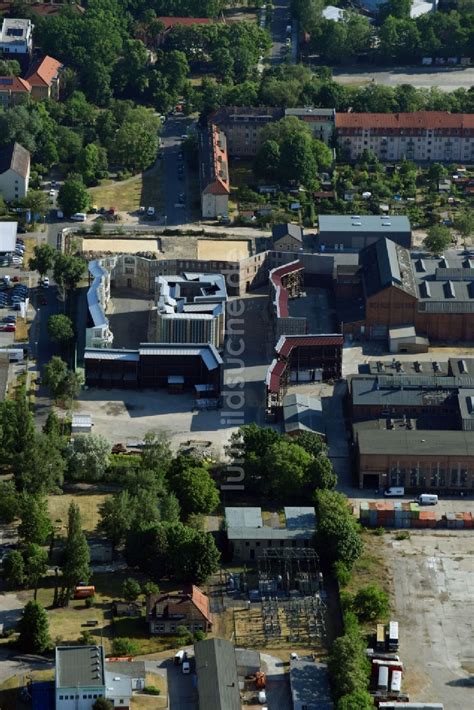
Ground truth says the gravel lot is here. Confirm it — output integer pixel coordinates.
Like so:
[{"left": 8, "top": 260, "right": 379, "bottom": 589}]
[
  {"left": 387, "top": 532, "right": 474, "bottom": 709},
  {"left": 332, "top": 65, "right": 474, "bottom": 91}
]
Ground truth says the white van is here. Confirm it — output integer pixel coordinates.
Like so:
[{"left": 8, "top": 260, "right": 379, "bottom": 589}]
[
  {"left": 70, "top": 212, "right": 86, "bottom": 222},
  {"left": 384, "top": 487, "right": 405, "bottom": 497},
  {"left": 174, "top": 650, "right": 185, "bottom": 665},
  {"left": 417, "top": 493, "right": 438, "bottom": 505},
  {"left": 182, "top": 661, "right": 190, "bottom": 674}
]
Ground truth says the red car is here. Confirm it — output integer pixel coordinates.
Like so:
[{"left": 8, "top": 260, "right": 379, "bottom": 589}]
[
  {"left": 0, "top": 324, "right": 16, "bottom": 332},
  {"left": 39, "top": 296, "right": 48, "bottom": 306}
]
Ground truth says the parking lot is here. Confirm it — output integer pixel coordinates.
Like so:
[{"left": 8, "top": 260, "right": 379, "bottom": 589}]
[{"left": 387, "top": 532, "right": 474, "bottom": 709}]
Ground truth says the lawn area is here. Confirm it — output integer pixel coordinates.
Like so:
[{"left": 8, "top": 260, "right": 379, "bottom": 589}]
[
  {"left": 346, "top": 531, "right": 392, "bottom": 599},
  {"left": 25, "top": 571, "right": 184, "bottom": 655},
  {"left": 88, "top": 162, "right": 163, "bottom": 213},
  {"left": 132, "top": 674, "right": 167, "bottom": 710},
  {"left": 230, "top": 160, "right": 254, "bottom": 190},
  {"left": 47, "top": 493, "right": 111, "bottom": 536}
]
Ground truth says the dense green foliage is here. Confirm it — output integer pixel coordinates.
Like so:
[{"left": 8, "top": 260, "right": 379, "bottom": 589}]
[
  {"left": 59, "top": 502, "right": 91, "bottom": 606},
  {"left": 314, "top": 490, "right": 363, "bottom": 570},
  {"left": 17, "top": 601, "right": 51, "bottom": 653},
  {"left": 226, "top": 424, "right": 335, "bottom": 500},
  {"left": 328, "top": 629, "right": 371, "bottom": 699}
]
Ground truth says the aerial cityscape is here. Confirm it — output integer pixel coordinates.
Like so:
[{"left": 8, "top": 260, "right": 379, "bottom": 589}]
[{"left": 0, "top": 1, "right": 473, "bottom": 709}]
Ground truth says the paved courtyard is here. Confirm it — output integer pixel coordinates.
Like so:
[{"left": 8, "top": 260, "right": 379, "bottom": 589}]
[{"left": 387, "top": 532, "right": 474, "bottom": 709}]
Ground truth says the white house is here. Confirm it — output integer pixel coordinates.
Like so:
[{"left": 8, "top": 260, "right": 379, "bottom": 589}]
[
  {"left": 86, "top": 259, "right": 114, "bottom": 349},
  {"left": 0, "top": 18, "right": 33, "bottom": 58},
  {"left": 0, "top": 142, "right": 30, "bottom": 201}
]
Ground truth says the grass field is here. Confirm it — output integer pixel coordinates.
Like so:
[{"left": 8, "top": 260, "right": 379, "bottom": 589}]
[
  {"left": 89, "top": 163, "right": 163, "bottom": 213},
  {"left": 47, "top": 493, "right": 111, "bottom": 536}
]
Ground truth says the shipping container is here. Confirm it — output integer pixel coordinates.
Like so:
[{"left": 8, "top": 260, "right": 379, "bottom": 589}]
[
  {"left": 391, "top": 669, "right": 402, "bottom": 694},
  {"left": 376, "top": 624, "right": 386, "bottom": 651},
  {"left": 388, "top": 621, "right": 399, "bottom": 651}
]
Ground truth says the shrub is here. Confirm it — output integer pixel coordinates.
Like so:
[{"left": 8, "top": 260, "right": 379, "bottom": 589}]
[
  {"left": 333, "top": 561, "right": 351, "bottom": 587},
  {"left": 143, "top": 686, "right": 160, "bottom": 696},
  {"left": 193, "top": 630, "right": 207, "bottom": 642},
  {"left": 352, "top": 585, "right": 389, "bottom": 622},
  {"left": 395, "top": 530, "right": 410, "bottom": 540},
  {"left": 85, "top": 595, "right": 95, "bottom": 608},
  {"left": 111, "top": 637, "right": 139, "bottom": 656}
]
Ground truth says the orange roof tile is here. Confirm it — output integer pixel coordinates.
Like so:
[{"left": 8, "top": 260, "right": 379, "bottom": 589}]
[
  {"left": 0, "top": 76, "right": 31, "bottom": 92},
  {"left": 336, "top": 111, "right": 474, "bottom": 130},
  {"left": 25, "top": 55, "right": 62, "bottom": 87}
]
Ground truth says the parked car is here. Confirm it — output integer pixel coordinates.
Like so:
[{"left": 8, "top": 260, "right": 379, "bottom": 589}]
[
  {"left": 0, "top": 324, "right": 16, "bottom": 332},
  {"left": 39, "top": 296, "right": 48, "bottom": 306},
  {"left": 147, "top": 206, "right": 155, "bottom": 217},
  {"left": 2, "top": 316, "right": 16, "bottom": 323},
  {"left": 42, "top": 277, "right": 50, "bottom": 288}
]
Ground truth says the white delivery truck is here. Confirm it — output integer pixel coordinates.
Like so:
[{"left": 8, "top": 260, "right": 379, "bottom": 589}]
[
  {"left": 417, "top": 493, "right": 438, "bottom": 505},
  {"left": 384, "top": 487, "right": 405, "bottom": 497}
]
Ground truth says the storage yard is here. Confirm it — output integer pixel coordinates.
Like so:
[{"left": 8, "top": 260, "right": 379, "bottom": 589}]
[
  {"left": 387, "top": 532, "right": 473, "bottom": 709},
  {"left": 359, "top": 501, "right": 473, "bottom": 529}
]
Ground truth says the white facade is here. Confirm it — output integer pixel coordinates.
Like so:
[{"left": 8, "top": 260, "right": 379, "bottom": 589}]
[
  {"left": 338, "top": 125, "right": 474, "bottom": 163},
  {"left": 0, "top": 18, "right": 33, "bottom": 55},
  {"left": 86, "top": 259, "right": 115, "bottom": 349},
  {"left": 0, "top": 164, "right": 29, "bottom": 200},
  {"left": 55, "top": 646, "right": 106, "bottom": 710},
  {"left": 201, "top": 191, "right": 228, "bottom": 219}
]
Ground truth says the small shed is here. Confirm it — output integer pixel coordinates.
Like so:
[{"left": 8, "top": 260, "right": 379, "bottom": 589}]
[
  {"left": 235, "top": 648, "right": 260, "bottom": 677},
  {"left": 388, "top": 326, "right": 429, "bottom": 354},
  {"left": 71, "top": 414, "right": 92, "bottom": 434}
]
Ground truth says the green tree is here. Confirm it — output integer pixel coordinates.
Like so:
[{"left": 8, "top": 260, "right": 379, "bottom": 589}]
[
  {"left": 226, "top": 424, "right": 280, "bottom": 492},
  {"left": 314, "top": 490, "right": 363, "bottom": 570},
  {"left": 142, "top": 581, "right": 159, "bottom": 597},
  {"left": 122, "top": 577, "right": 141, "bottom": 602},
  {"left": 2, "top": 550, "right": 26, "bottom": 588},
  {"left": 427, "top": 162, "right": 448, "bottom": 190},
  {"left": 18, "top": 494, "right": 52, "bottom": 546},
  {"left": 17, "top": 601, "right": 51, "bottom": 653},
  {"left": 423, "top": 224, "right": 451, "bottom": 255},
  {"left": 24, "top": 544, "right": 49, "bottom": 600},
  {"left": 67, "top": 434, "right": 110, "bottom": 482},
  {"left": 328, "top": 632, "right": 370, "bottom": 699},
  {"left": 47, "top": 314, "right": 74, "bottom": 343},
  {"left": 0, "top": 480, "right": 18, "bottom": 523},
  {"left": 58, "top": 173, "right": 90, "bottom": 216},
  {"left": 140, "top": 431, "right": 172, "bottom": 474},
  {"left": 279, "top": 132, "right": 317, "bottom": 187},
  {"left": 112, "top": 638, "right": 139, "bottom": 656},
  {"left": 165, "top": 522, "right": 221, "bottom": 584},
  {"left": 53, "top": 252, "right": 86, "bottom": 298},
  {"left": 98, "top": 491, "right": 133, "bottom": 551},
  {"left": 15, "top": 432, "right": 66, "bottom": 493},
  {"left": 29, "top": 243, "right": 56, "bottom": 279},
  {"left": 292, "top": 431, "right": 327, "bottom": 458},
  {"left": 167, "top": 456, "right": 219, "bottom": 518},
  {"left": 21, "top": 190, "right": 50, "bottom": 222},
  {"left": 263, "top": 440, "right": 313, "bottom": 499},
  {"left": 352, "top": 585, "right": 389, "bottom": 621},
  {"left": 454, "top": 209, "right": 474, "bottom": 248},
  {"left": 43, "top": 356, "right": 68, "bottom": 399},
  {"left": 255, "top": 139, "right": 281, "bottom": 180},
  {"left": 337, "top": 689, "right": 374, "bottom": 710},
  {"left": 0, "top": 58, "right": 21, "bottom": 75},
  {"left": 109, "top": 109, "right": 160, "bottom": 173},
  {"left": 308, "top": 454, "right": 337, "bottom": 490},
  {"left": 60, "top": 502, "right": 91, "bottom": 606},
  {"left": 75, "top": 143, "right": 108, "bottom": 186}
]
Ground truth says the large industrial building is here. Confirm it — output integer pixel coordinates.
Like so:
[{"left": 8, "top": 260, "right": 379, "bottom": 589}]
[
  {"left": 84, "top": 344, "right": 223, "bottom": 394},
  {"left": 318, "top": 215, "right": 412, "bottom": 251},
  {"left": 340, "top": 238, "right": 474, "bottom": 342},
  {"left": 351, "top": 358, "right": 474, "bottom": 491},
  {"left": 150, "top": 273, "right": 227, "bottom": 349}
]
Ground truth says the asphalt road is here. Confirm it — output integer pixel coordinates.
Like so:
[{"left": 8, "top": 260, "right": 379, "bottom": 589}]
[
  {"left": 161, "top": 115, "right": 196, "bottom": 226},
  {"left": 269, "top": 0, "right": 295, "bottom": 65},
  {"left": 332, "top": 65, "right": 474, "bottom": 91}
]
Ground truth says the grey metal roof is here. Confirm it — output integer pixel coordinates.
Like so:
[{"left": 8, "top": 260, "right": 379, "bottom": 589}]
[
  {"left": 104, "top": 672, "right": 132, "bottom": 698},
  {"left": 272, "top": 223, "right": 303, "bottom": 242},
  {"left": 283, "top": 393, "right": 325, "bottom": 436},
  {"left": 351, "top": 376, "right": 458, "bottom": 407},
  {"left": 235, "top": 648, "right": 260, "bottom": 671},
  {"left": 449, "top": 357, "right": 474, "bottom": 376},
  {"left": 84, "top": 349, "right": 139, "bottom": 362},
  {"left": 225, "top": 507, "right": 263, "bottom": 528},
  {"left": 0, "top": 221, "right": 18, "bottom": 253},
  {"left": 285, "top": 108, "right": 335, "bottom": 118},
  {"left": 357, "top": 428, "right": 474, "bottom": 456},
  {"left": 457, "top": 389, "right": 474, "bottom": 422},
  {"left": 56, "top": 646, "right": 105, "bottom": 689},
  {"left": 389, "top": 325, "right": 417, "bottom": 339},
  {"left": 414, "top": 253, "right": 474, "bottom": 306},
  {"left": 319, "top": 215, "right": 411, "bottom": 233},
  {"left": 194, "top": 638, "right": 240, "bottom": 710},
  {"left": 290, "top": 660, "right": 334, "bottom": 710},
  {"left": 284, "top": 507, "right": 316, "bottom": 530},
  {"left": 105, "top": 662, "right": 145, "bottom": 680},
  {"left": 359, "top": 238, "right": 417, "bottom": 299},
  {"left": 227, "top": 526, "right": 313, "bottom": 540}
]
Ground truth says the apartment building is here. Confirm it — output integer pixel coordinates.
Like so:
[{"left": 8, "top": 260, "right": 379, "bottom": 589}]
[
  {"left": 285, "top": 107, "right": 335, "bottom": 144},
  {"left": 211, "top": 106, "right": 284, "bottom": 156},
  {"left": 199, "top": 124, "right": 230, "bottom": 219},
  {"left": 336, "top": 111, "right": 474, "bottom": 162},
  {"left": 25, "top": 55, "right": 62, "bottom": 100},
  {"left": 0, "top": 141, "right": 30, "bottom": 200}
]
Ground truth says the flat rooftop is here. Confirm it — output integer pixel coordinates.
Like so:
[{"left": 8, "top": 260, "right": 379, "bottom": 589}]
[
  {"left": 319, "top": 215, "right": 411, "bottom": 233},
  {"left": 55, "top": 646, "right": 105, "bottom": 688}
]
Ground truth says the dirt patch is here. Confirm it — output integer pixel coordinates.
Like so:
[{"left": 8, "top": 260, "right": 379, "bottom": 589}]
[{"left": 197, "top": 238, "right": 250, "bottom": 261}]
